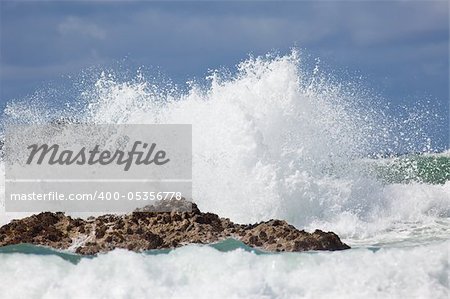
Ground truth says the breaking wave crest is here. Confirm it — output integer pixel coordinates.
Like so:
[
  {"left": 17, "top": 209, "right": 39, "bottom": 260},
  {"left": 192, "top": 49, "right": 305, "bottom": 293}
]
[{"left": 1, "top": 50, "right": 449, "bottom": 245}]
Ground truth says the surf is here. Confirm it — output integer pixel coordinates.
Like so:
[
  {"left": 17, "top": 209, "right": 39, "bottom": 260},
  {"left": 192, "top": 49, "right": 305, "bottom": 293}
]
[{"left": 0, "top": 49, "right": 448, "bottom": 247}]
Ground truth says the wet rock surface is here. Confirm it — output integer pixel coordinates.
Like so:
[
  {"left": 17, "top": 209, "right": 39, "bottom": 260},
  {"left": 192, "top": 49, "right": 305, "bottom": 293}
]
[{"left": 0, "top": 202, "right": 350, "bottom": 254}]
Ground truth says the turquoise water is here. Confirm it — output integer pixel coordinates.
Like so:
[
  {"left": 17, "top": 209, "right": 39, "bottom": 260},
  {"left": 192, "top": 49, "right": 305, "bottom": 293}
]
[{"left": 0, "top": 239, "right": 269, "bottom": 265}]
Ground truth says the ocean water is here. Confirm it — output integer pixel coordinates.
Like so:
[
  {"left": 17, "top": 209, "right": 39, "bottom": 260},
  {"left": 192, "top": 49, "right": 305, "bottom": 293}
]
[{"left": 0, "top": 51, "right": 449, "bottom": 298}]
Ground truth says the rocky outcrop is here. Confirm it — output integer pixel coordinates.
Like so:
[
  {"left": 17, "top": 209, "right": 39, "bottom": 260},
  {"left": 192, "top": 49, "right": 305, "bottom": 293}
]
[{"left": 0, "top": 202, "right": 350, "bottom": 255}]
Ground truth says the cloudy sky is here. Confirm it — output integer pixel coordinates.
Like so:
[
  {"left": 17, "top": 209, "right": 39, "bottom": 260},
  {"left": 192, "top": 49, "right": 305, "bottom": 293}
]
[{"left": 0, "top": 1, "right": 448, "bottom": 147}]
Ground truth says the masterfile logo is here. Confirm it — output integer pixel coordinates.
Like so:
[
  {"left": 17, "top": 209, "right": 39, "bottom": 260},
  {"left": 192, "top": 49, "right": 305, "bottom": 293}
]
[
  {"left": 5, "top": 124, "right": 192, "bottom": 213},
  {"left": 26, "top": 141, "right": 170, "bottom": 171}
]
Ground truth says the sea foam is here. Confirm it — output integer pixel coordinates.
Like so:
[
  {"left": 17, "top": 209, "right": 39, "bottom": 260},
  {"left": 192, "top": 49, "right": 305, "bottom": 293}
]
[{"left": 0, "top": 241, "right": 448, "bottom": 299}]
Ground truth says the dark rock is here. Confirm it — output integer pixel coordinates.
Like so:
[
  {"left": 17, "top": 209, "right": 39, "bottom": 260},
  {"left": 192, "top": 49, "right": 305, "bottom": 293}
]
[
  {"left": 78, "top": 226, "right": 85, "bottom": 234},
  {"left": 95, "top": 225, "right": 107, "bottom": 239},
  {"left": 145, "top": 232, "right": 163, "bottom": 249},
  {"left": 0, "top": 200, "right": 350, "bottom": 255}
]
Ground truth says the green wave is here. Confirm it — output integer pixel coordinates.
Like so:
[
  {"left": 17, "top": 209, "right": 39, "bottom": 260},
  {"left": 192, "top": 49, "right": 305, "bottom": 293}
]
[{"left": 373, "top": 155, "right": 450, "bottom": 185}]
